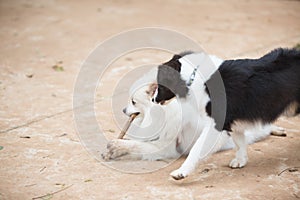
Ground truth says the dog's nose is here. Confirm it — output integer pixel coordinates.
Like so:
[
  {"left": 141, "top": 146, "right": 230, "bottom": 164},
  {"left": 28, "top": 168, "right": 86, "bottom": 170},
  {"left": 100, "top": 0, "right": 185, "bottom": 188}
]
[
  {"left": 152, "top": 98, "right": 154, "bottom": 102},
  {"left": 122, "top": 108, "right": 126, "bottom": 114}
]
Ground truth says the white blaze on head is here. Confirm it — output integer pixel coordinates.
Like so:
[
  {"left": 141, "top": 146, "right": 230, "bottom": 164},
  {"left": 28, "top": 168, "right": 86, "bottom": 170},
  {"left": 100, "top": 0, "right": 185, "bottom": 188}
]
[{"left": 152, "top": 87, "right": 159, "bottom": 103}]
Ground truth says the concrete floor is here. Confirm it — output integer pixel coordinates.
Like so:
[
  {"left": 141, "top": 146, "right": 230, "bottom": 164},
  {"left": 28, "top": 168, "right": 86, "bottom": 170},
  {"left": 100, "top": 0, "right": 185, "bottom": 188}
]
[{"left": 0, "top": 0, "right": 300, "bottom": 199}]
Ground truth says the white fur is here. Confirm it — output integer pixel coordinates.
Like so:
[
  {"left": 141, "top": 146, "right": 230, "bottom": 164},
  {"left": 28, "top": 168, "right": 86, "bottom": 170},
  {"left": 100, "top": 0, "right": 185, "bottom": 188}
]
[{"left": 102, "top": 60, "right": 275, "bottom": 169}]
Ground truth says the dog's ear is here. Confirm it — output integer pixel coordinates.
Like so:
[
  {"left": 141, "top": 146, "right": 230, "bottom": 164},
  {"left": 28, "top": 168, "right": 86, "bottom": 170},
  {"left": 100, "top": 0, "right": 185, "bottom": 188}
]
[
  {"left": 163, "top": 55, "right": 181, "bottom": 72},
  {"left": 158, "top": 65, "right": 188, "bottom": 97},
  {"left": 175, "top": 79, "right": 188, "bottom": 98},
  {"left": 158, "top": 65, "right": 178, "bottom": 90},
  {"left": 146, "top": 83, "right": 157, "bottom": 97}
]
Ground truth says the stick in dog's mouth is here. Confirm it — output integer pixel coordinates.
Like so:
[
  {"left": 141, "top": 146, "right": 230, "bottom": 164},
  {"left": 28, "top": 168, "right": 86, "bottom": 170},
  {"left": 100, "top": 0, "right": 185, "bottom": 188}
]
[{"left": 118, "top": 113, "right": 139, "bottom": 139}]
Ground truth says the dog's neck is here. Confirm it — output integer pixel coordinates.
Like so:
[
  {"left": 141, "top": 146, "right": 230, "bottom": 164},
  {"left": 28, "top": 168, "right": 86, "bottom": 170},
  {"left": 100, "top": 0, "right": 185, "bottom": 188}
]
[
  {"left": 186, "top": 65, "right": 200, "bottom": 87},
  {"left": 178, "top": 53, "right": 223, "bottom": 85}
]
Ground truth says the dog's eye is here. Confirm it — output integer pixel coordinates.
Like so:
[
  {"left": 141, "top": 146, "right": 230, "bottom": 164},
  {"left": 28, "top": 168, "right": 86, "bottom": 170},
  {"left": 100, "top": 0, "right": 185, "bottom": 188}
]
[{"left": 131, "top": 100, "right": 136, "bottom": 105}]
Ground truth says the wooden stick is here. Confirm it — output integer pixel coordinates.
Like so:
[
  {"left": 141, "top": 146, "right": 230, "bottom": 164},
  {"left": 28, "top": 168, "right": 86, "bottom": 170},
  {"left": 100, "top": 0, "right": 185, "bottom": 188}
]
[{"left": 118, "top": 113, "right": 138, "bottom": 139}]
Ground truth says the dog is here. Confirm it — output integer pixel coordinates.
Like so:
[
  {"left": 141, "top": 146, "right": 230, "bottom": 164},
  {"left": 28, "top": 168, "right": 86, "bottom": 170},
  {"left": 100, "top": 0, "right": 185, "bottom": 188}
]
[
  {"left": 153, "top": 48, "right": 300, "bottom": 180},
  {"left": 102, "top": 60, "right": 284, "bottom": 163}
]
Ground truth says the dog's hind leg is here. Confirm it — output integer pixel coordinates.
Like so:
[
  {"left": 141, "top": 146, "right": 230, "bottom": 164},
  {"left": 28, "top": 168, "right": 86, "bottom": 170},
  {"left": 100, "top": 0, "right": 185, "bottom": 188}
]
[
  {"left": 229, "top": 130, "right": 248, "bottom": 168},
  {"left": 270, "top": 124, "right": 287, "bottom": 137}
]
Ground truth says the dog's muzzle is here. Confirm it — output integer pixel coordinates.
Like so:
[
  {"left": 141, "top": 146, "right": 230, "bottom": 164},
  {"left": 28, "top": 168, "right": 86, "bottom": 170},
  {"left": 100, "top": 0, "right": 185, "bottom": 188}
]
[{"left": 122, "top": 107, "right": 140, "bottom": 117}]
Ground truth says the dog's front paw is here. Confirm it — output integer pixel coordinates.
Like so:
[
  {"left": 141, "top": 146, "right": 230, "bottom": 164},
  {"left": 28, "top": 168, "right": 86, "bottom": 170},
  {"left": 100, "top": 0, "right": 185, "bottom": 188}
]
[
  {"left": 170, "top": 169, "right": 187, "bottom": 180},
  {"left": 101, "top": 140, "right": 129, "bottom": 161},
  {"left": 229, "top": 156, "right": 248, "bottom": 168}
]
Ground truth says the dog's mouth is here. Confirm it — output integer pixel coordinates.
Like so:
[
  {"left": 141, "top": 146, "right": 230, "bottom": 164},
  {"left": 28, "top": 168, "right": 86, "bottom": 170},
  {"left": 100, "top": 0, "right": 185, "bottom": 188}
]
[
  {"left": 159, "top": 100, "right": 166, "bottom": 105},
  {"left": 130, "top": 112, "right": 140, "bottom": 117},
  {"left": 159, "top": 98, "right": 175, "bottom": 105}
]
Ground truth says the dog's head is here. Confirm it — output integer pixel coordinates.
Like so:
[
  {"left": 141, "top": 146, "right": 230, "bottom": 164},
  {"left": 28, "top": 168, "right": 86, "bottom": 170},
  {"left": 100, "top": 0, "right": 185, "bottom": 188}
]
[
  {"left": 153, "top": 53, "right": 190, "bottom": 105},
  {"left": 153, "top": 65, "right": 188, "bottom": 105},
  {"left": 123, "top": 83, "right": 157, "bottom": 117}
]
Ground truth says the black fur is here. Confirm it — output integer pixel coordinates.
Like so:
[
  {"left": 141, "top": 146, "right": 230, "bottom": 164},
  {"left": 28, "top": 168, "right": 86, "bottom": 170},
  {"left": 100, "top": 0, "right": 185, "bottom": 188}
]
[
  {"left": 157, "top": 65, "right": 188, "bottom": 100},
  {"left": 156, "top": 48, "right": 300, "bottom": 131},
  {"left": 156, "top": 52, "right": 192, "bottom": 103},
  {"left": 217, "top": 48, "right": 300, "bottom": 131}
]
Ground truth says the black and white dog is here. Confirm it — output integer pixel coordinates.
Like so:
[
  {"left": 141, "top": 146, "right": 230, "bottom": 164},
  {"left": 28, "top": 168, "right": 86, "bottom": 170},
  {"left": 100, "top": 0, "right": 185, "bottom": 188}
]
[
  {"left": 153, "top": 48, "right": 300, "bottom": 180},
  {"left": 102, "top": 65, "right": 278, "bottom": 162}
]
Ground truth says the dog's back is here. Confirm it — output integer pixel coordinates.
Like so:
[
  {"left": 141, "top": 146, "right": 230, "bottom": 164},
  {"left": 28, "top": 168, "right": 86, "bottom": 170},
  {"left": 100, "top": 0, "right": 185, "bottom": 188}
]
[{"left": 217, "top": 48, "right": 300, "bottom": 131}]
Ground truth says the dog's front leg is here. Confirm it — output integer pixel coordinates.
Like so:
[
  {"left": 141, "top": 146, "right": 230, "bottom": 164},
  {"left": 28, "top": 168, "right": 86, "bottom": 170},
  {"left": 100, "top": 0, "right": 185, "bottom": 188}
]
[
  {"left": 102, "top": 139, "right": 142, "bottom": 161},
  {"left": 170, "top": 125, "right": 227, "bottom": 180},
  {"left": 102, "top": 139, "right": 176, "bottom": 161}
]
